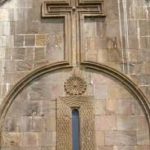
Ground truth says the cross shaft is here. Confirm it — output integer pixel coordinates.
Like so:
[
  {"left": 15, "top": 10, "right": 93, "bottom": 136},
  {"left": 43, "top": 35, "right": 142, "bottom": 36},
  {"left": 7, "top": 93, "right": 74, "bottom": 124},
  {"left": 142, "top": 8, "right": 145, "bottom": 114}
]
[{"left": 42, "top": 0, "right": 105, "bottom": 65}]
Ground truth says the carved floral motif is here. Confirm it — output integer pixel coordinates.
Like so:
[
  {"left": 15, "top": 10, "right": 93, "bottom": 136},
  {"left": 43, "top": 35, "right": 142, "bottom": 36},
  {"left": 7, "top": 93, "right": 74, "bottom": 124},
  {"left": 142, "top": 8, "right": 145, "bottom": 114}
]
[{"left": 64, "top": 76, "right": 87, "bottom": 95}]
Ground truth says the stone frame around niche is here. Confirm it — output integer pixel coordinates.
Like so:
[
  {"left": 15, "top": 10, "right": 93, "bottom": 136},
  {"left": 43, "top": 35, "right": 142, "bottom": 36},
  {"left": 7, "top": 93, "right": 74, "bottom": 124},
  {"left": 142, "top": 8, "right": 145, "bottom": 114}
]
[
  {"left": 0, "top": 61, "right": 149, "bottom": 147},
  {"left": 56, "top": 96, "right": 95, "bottom": 150}
]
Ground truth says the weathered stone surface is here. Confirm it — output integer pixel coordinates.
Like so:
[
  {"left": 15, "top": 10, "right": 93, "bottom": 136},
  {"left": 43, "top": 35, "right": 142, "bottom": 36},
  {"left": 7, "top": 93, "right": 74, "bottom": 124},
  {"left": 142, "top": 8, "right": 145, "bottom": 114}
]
[
  {"left": 1, "top": 132, "right": 22, "bottom": 147},
  {"left": 14, "top": 35, "right": 24, "bottom": 47},
  {"left": 137, "top": 145, "right": 150, "bottom": 150},
  {"left": 137, "top": 130, "right": 150, "bottom": 145},
  {"left": 95, "top": 115, "right": 116, "bottom": 130},
  {"left": 114, "top": 146, "right": 137, "bottom": 150},
  {"left": 41, "top": 132, "right": 56, "bottom": 146},
  {"left": 106, "top": 99, "right": 117, "bottom": 114},
  {"left": 117, "top": 116, "right": 137, "bottom": 130},
  {"left": 13, "top": 48, "right": 26, "bottom": 60},
  {"left": 116, "top": 99, "right": 135, "bottom": 115},
  {"left": 105, "top": 131, "right": 137, "bottom": 146},
  {"left": 15, "top": 61, "right": 32, "bottom": 71},
  {"left": 96, "top": 131, "right": 105, "bottom": 146},
  {"left": 22, "top": 133, "right": 40, "bottom": 147},
  {"left": 94, "top": 100, "right": 106, "bottom": 115},
  {"left": 97, "top": 146, "right": 113, "bottom": 150},
  {"left": 0, "top": 0, "right": 149, "bottom": 150},
  {"left": 34, "top": 48, "right": 45, "bottom": 61},
  {"left": 0, "top": 71, "right": 149, "bottom": 149},
  {"left": 35, "top": 34, "right": 47, "bottom": 46},
  {"left": 25, "top": 35, "right": 35, "bottom": 46}
]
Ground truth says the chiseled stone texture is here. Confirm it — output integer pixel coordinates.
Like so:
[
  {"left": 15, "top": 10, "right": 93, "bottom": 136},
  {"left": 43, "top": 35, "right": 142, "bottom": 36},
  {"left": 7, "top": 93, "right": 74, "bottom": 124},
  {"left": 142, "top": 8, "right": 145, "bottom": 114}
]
[
  {"left": 0, "top": 71, "right": 149, "bottom": 150},
  {"left": 0, "top": 0, "right": 65, "bottom": 100},
  {"left": 1, "top": 71, "right": 70, "bottom": 150},
  {"left": 0, "top": 0, "right": 148, "bottom": 103},
  {"left": 0, "top": 0, "right": 149, "bottom": 150},
  {"left": 87, "top": 72, "right": 149, "bottom": 149}
]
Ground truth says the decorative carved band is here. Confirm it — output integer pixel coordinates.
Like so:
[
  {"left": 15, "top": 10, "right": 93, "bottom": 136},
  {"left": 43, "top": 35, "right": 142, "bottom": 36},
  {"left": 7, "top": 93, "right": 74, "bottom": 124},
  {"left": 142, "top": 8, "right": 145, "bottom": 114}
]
[{"left": 57, "top": 96, "right": 95, "bottom": 150}]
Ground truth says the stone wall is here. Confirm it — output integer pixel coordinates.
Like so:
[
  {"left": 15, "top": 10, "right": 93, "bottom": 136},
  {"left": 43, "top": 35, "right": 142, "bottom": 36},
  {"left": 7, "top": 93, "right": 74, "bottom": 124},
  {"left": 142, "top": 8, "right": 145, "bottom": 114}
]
[
  {"left": 0, "top": 0, "right": 65, "bottom": 102},
  {"left": 0, "top": 0, "right": 149, "bottom": 150},
  {"left": 1, "top": 70, "right": 149, "bottom": 150},
  {"left": 0, "top": 0, "right": 149, "bottom": 102}
]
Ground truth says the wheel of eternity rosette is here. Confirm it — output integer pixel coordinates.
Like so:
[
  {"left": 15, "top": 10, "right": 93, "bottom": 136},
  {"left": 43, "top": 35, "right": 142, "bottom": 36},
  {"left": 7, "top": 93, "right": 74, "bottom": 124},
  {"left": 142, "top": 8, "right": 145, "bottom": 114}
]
[{"left": 64, "top": 76, "right": 87, "bottom": 96}]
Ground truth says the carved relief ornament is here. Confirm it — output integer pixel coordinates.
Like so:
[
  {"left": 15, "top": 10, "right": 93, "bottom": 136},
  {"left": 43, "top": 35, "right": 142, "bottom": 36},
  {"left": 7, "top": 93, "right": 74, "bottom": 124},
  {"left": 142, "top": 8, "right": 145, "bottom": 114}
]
[{"left": 64, "top": 75, "right": 87, "bottom": 96}]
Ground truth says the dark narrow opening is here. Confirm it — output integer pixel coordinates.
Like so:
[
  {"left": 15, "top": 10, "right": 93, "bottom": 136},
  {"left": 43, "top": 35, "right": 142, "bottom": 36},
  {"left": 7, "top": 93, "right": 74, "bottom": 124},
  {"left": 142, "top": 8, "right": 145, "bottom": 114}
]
[{"left": 72, "top": 109, "right": 80, "bottom": 150}]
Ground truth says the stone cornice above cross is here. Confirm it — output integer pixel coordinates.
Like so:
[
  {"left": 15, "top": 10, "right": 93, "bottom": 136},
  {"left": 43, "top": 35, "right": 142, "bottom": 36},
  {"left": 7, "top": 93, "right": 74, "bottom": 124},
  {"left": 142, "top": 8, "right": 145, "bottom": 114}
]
[{"left": 41, "top": 0, "right": 106, "bottom": 66}]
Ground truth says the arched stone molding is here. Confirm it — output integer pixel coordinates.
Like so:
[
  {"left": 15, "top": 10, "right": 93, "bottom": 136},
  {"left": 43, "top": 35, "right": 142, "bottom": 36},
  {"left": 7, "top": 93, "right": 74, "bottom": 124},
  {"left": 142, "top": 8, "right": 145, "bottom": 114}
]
[
  {"left": 81, "top": 61, "right": 150, "bottom": 134},
  {"left": 0, "top": 61, "right": 149, "bottom": 137},
  {"left": 0, "top": 61, "right": 71, "bottom": 125}
]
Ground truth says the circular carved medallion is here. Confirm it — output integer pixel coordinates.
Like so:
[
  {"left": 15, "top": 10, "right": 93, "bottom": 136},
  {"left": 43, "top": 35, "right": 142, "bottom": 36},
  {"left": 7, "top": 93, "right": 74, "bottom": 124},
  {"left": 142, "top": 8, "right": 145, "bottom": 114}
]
[{"left": 64, "top": 76, "right": 87, "bottom": 95}]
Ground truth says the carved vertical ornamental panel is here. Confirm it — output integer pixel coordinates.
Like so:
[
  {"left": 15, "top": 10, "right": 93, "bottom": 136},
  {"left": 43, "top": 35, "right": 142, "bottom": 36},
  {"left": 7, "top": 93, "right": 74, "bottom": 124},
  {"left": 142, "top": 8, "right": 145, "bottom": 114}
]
[
  {"left": 80, "top": 100, "right": 95, "bottom": 150},
  {"left": 57, "top": 96, "right": 95, "bottom": 150},
  {"left": 56, "top": 98, "right": 72, "bottom": 150}
]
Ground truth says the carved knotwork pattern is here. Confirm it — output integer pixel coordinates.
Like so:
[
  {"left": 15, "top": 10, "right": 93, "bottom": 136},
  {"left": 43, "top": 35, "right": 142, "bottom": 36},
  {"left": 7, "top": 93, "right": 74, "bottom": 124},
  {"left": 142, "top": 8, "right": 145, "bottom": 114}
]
[
  {"left": 80, "top": 102, "right": 95, "bottom": 150},
  {"left": 57, "top": 99, "right": 72, "bottom": 150},
  {"left": 64, "top": 76, "right": 87, "bottom": 96},
  {"left": 57, "top": 96, "right": 95, "bottom": 150}
]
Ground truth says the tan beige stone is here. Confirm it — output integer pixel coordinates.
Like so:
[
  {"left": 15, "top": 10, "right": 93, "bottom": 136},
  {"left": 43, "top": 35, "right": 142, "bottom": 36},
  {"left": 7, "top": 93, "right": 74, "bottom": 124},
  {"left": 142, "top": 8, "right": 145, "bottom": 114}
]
[
  {"left": 94, "top": 100, "right": 106, "bottom": 115},
  {"left": 96, "top": 131, "right": 105, "bottom": 146},
  {"left": 113, "top": 146, "right": 137, "bottom": 150},
  {"left": 117, "top": 116, "right": 137, "bottom": 130},
  {"left": 97, "top": 146, "right": 113, "bottom": 150},
  {"left": 35, "top": 34, "right": 47, "bottom": 46},
  {"left": 106, "top": 99, "right": 117, "bottom": 114},
  {"left": 22, "top": 133, "right": 40, "bottom": 147},
  {"left": 116, "top": 99, "right": 134, "bottom": 115},
  {"left": 95, "top": 115, "right": 116, "bottom": 130},
  {"left": 43, "top": 117, "right": 56, "bottom": 132},
  {"left": 137, "top": 116, "right": 149, "bottom": 131},
  {"left": 0, "top": 1, "right": 150, "bottom": 150},
  {"left": 105, "top": 131, "right": 137, "bottom": 146},
  {"left": 137, "top": 130, "right": 150, "bottom": 145},
  {"left": 137, "top": 145, "right": 150, "bottom": 150},
  {"left": 1, "top": 132, "right": 22, "bottom": 147},
  {"left": 40, "top": 132, "right": 56, "bottom": 146}
]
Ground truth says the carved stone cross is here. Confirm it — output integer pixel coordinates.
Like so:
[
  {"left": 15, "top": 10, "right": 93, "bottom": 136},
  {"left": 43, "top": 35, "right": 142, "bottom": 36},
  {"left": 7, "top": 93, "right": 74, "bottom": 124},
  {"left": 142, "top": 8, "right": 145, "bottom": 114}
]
[{"left": 42, "top": 0, "right": 105, "bottom": 65}]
